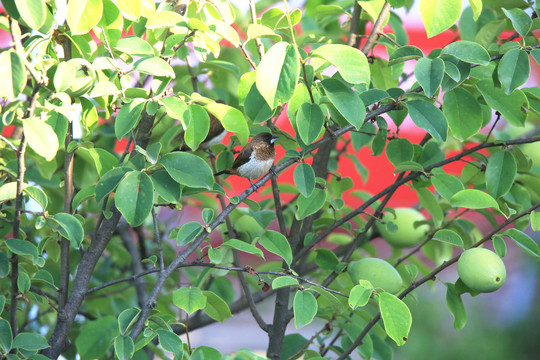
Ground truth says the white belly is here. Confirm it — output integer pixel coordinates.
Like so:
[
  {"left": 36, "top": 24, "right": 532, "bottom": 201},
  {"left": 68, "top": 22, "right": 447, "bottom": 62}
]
[{"left": 237, "top": 153, "right": 274, "bottom": 180}]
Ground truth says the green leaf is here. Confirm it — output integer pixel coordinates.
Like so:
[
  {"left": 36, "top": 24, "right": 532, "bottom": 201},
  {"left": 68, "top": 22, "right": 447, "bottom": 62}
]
[
  {"left": 114, "top": 336, "right": 134, "bottom": 360},
  {"left": 503, "top": 228, "right": 540, "bottom": 258},
  {"left": 118, "top": 308, "right": 141, "bottom": 336},
  {"left": 23, "top": 117, "right": 59, "bottom": 161},
  {"left": 6, "top": 239, "right": 38, "bottom": 264},
  {"left": 443, "top": 88, "right": 483, "bottom": 140},
  {"left": 114, "top": 36, "right": 154, "bottom": 56},
  {"left": 416, "top": 187, "right": 443, "bottom": 226},
  {"left": 0, "top": 51, "right": 26, "bottom": 100},
  {"left": 0, "top": 319, "right": 12, "bottom": 354},
  {"left": 80, "top": 97, "right": 99, "bottom": 132},
  {"left": 202, "top": 291, "right": 233, "bottom": 323},
  {"left": 294, "top": 163, "right": 315, "bottom": 198},
  {"left": 54, "top": 61, "right": 77, "bottom": 93},
  {"left": 146, "top": 10, "right": 184, "bottom": 29},
  {"left": 296, "top": 103, "right": 324, "bottom": 145},
  {"left": 67, "top": 0, "right": 103, "bottom": 35},
  {"left": 420, "top": 0, "right": 461, "bottom": 38},
  {"left": 450, "top": 189, "right": 499, "bottom": 209},
  {"left": 476, "top": 80, "right": 527, "bottom": 126},
  {"left": 498, "top": 49, "right": 530, "bottom": 95},
  {"left": 349, "top": 282, "right": 372, "bottom": 310},
  {"left": 159, "top": 96, "right": 187, "bottom": 120},
  {"left": 222, "top": 239, "right": 265, "bottom": 259},
  {"left": 486, "top": 151, "right": 517, "bottom": 198},
  {"left": 246, "top": 23, "right": 281, "bottom": 42},
  {"left": 445, "top": 283, "right": 467, "bottom": 330},
  {"left": 152, "top": 171, "right": 182, "bottom": 204},
  {"left": 206, "top": 102, "right": 249, "bottom": 146},
  {"left": 414, "top": 57, "right": 444, "bottom": 97},
  {"left": 16, "top": 0, "right": 46, "bottom": 30},
  {"left": 13, "top": 332, "right": 49, "bottom": 351},
  {"left": 388, "top": 45, "right": 424, "bottom": 66},
  {"left": 176, "top": 221, "right": 203, "bottom": 246},
  {"left": 53, "top": 213, "right": 85, "bottom": 248},
  {"left": 379, "top": 292, "right": 412, "bottom": 346},
  {"left": 95, "top": 167, "right": 133, "bottom": 204},
  {"left": 311, "top": 44, "right": 370, "bottom": 84},
  {"left": 115, "top": 99, "right": 145, "bottom": 139},
  {"left": 133, "top": 56, "right": 175, "bottom": 78},
  {"left": 256, "top": 42, "right": 300, "bottom": 108},
  {"left": 431, "top": 173, "right": 464, "bottom": 200},
  {"left": 159, "top": 152, "right": 214, "bottom": 190},
  {"left": 272, "top": 276, "right": 299, "bottom": 289},
  {"left": 493, "top": 235, "right": 507, "bottom": 258},
  {"left": 406, "top": 99, "right": 448, "bottom": 142},
  {"left": 296, "top": 188, "right": 327, "bottom": 220},
  {"left": 184, "top": 104, "right": 210, "bottom": 151},
  {"left": 433, "top": 229, "right": 464, "bottom": 248},
  {"left": 386, "top": 138, "right": 414, "bottom": 166},
  {"left": 115, "top": 0, "right": 142, "bottom": 21},
  {"left": 531, "top": 211, "right": 540, "bottom": 232},
  {"left": 315, "top": 248, "right": 339, "bottom": 271},
  {"left": 172, "top": 287, "right": 207, "bottom": 315},
  {"left": 24, "top": 186, "right": 48, "bottom": 211},
  {"left": 293, "top": 291, "right": 318, "bottom": 328},
  {"left": 115, "top": 171, "right": 154, "bottom": 227},
  {"left": 441, "top": 40, "right": 490, "bottom": 66},
  {"left": 260, "top": 230, "right": 293, "bottom": 266},
  {"left": 502, "top": 8, "right": 532, "bottom": 38},
  {"left": 321, "top": 78, "right": 366, "bottom": 130},
  {"left": 156, "top": 330, "right": 183, "bottom": 358}
]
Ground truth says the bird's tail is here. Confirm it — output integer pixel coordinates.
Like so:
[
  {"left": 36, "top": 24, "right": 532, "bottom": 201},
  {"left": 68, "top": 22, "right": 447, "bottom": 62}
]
[{"left": 214, "top": 169, "right": 231, "bottom": 177}]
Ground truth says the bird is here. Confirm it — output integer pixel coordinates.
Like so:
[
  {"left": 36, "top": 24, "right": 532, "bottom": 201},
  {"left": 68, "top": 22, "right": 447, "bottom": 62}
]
[
  {"left": 177, "top": 113, "right": 226, "bottom": 151},
  {"left": 214, "top": 132, "right": 279, "bottom": 188},
  {"left": 175, "top": 100, "right": 227, "bottom": 151}
]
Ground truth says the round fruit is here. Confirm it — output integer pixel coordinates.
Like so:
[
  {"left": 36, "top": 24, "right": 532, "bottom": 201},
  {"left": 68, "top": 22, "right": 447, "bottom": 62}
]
[
  {"left": 457, "top": 248, "right": 506, "bottom": 293},
  {"left": 377, "top": 208, "right": 429, "bottom": 248},
  {"left": 348, "top": 258, "right": 403, "bottom": 294},
  {"left": 65, "top": 59, "right": 95, "bottom": 97}
]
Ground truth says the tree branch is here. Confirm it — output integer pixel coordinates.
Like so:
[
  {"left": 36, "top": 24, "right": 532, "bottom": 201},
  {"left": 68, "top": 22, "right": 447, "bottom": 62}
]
[
  {"left": 337, "top": 202, "right": 540, "bottom": 359},
  {"left": 361, "top": 1, "right": 391, "bottom": 55}
]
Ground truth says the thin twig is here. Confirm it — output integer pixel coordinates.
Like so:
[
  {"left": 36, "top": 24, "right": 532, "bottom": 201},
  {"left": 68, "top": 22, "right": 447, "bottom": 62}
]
[
  {"left": 233, "top": 251, "right": 269, "bottom": 332},
  {"left": 185, "top": 55, "right": 199, "bottom": 93},
  {"left": 152, "top": 207, "right": 165, "bottom": 272},
  {"left": 240, "top": 43, "right": 257, "bottom": 69},
  {"left": 337, "top": 202, "right": 540, "bottom": 359},
  {"left": 394, "top": 208, "right": 471, "bottom": 267},
  {"left": 212, "top": 154, "right": 268, "bottom": 331},
  {"left": 361, "top": 2, "right": 391, "bottom": 55},
  {"left": 0, "top": 135, "right": 18, "bottom": 152},
  {"left": 379, "top": 31, "right": 401, "bottom": 47},
  {"left": 249, "top": 0, "right": 265, "bottom": 59},
  {"left": 484, "top": 112, "right": 502, "bottom": 144}
]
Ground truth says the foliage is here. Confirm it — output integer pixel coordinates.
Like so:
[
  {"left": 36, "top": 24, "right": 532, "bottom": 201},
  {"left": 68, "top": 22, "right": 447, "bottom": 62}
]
[{"left": 0, "top": 0, "right": 539, "bottom": 359}]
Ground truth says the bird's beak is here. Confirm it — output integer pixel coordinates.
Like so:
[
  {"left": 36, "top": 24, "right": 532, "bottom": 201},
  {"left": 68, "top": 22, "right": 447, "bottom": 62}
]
[{"left": 271, "top": 135, "right": 279, "bottom": 144}]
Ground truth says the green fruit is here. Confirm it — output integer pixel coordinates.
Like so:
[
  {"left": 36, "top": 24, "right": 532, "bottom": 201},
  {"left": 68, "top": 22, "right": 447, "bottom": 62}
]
[
  {"left": 65, "top": 59, "right": 95, "bottom": 97},
  {"left": 377, "top": 208, "right": 429, "bottom": 248},
  {"left": 348, "top": 258, "right": 403, "bottom": 294},
  {"left": 457, "top": 248, "right": 506, "bottom": 293}
]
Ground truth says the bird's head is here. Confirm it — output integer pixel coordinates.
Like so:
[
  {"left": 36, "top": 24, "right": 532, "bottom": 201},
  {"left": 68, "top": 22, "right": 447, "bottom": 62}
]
[{"left": 253, "top": 132, "right": 279, "bottom": 146}]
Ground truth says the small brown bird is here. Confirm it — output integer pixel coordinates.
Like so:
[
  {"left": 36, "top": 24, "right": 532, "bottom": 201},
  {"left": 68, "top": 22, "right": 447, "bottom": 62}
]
[
  {"left": 214, "top": 132, "right": 279, "bottom": 187},
  {"left": 177, "top": 100, "right": 227, "bottom": 151},
  {"left": 178, "top": 113, "right": 226, "bottom": 151}
]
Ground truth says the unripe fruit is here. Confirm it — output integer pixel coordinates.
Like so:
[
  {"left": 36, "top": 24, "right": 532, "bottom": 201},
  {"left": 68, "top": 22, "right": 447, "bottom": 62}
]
[
  {"left": 348, "top": 258, "right": 403, "bottom": 294},
  {"left": 377, "top": 208, "right": 429, "bottom": 248},
  {"left": 457, "top": 248, "right": 506, "bottom": 293}
]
